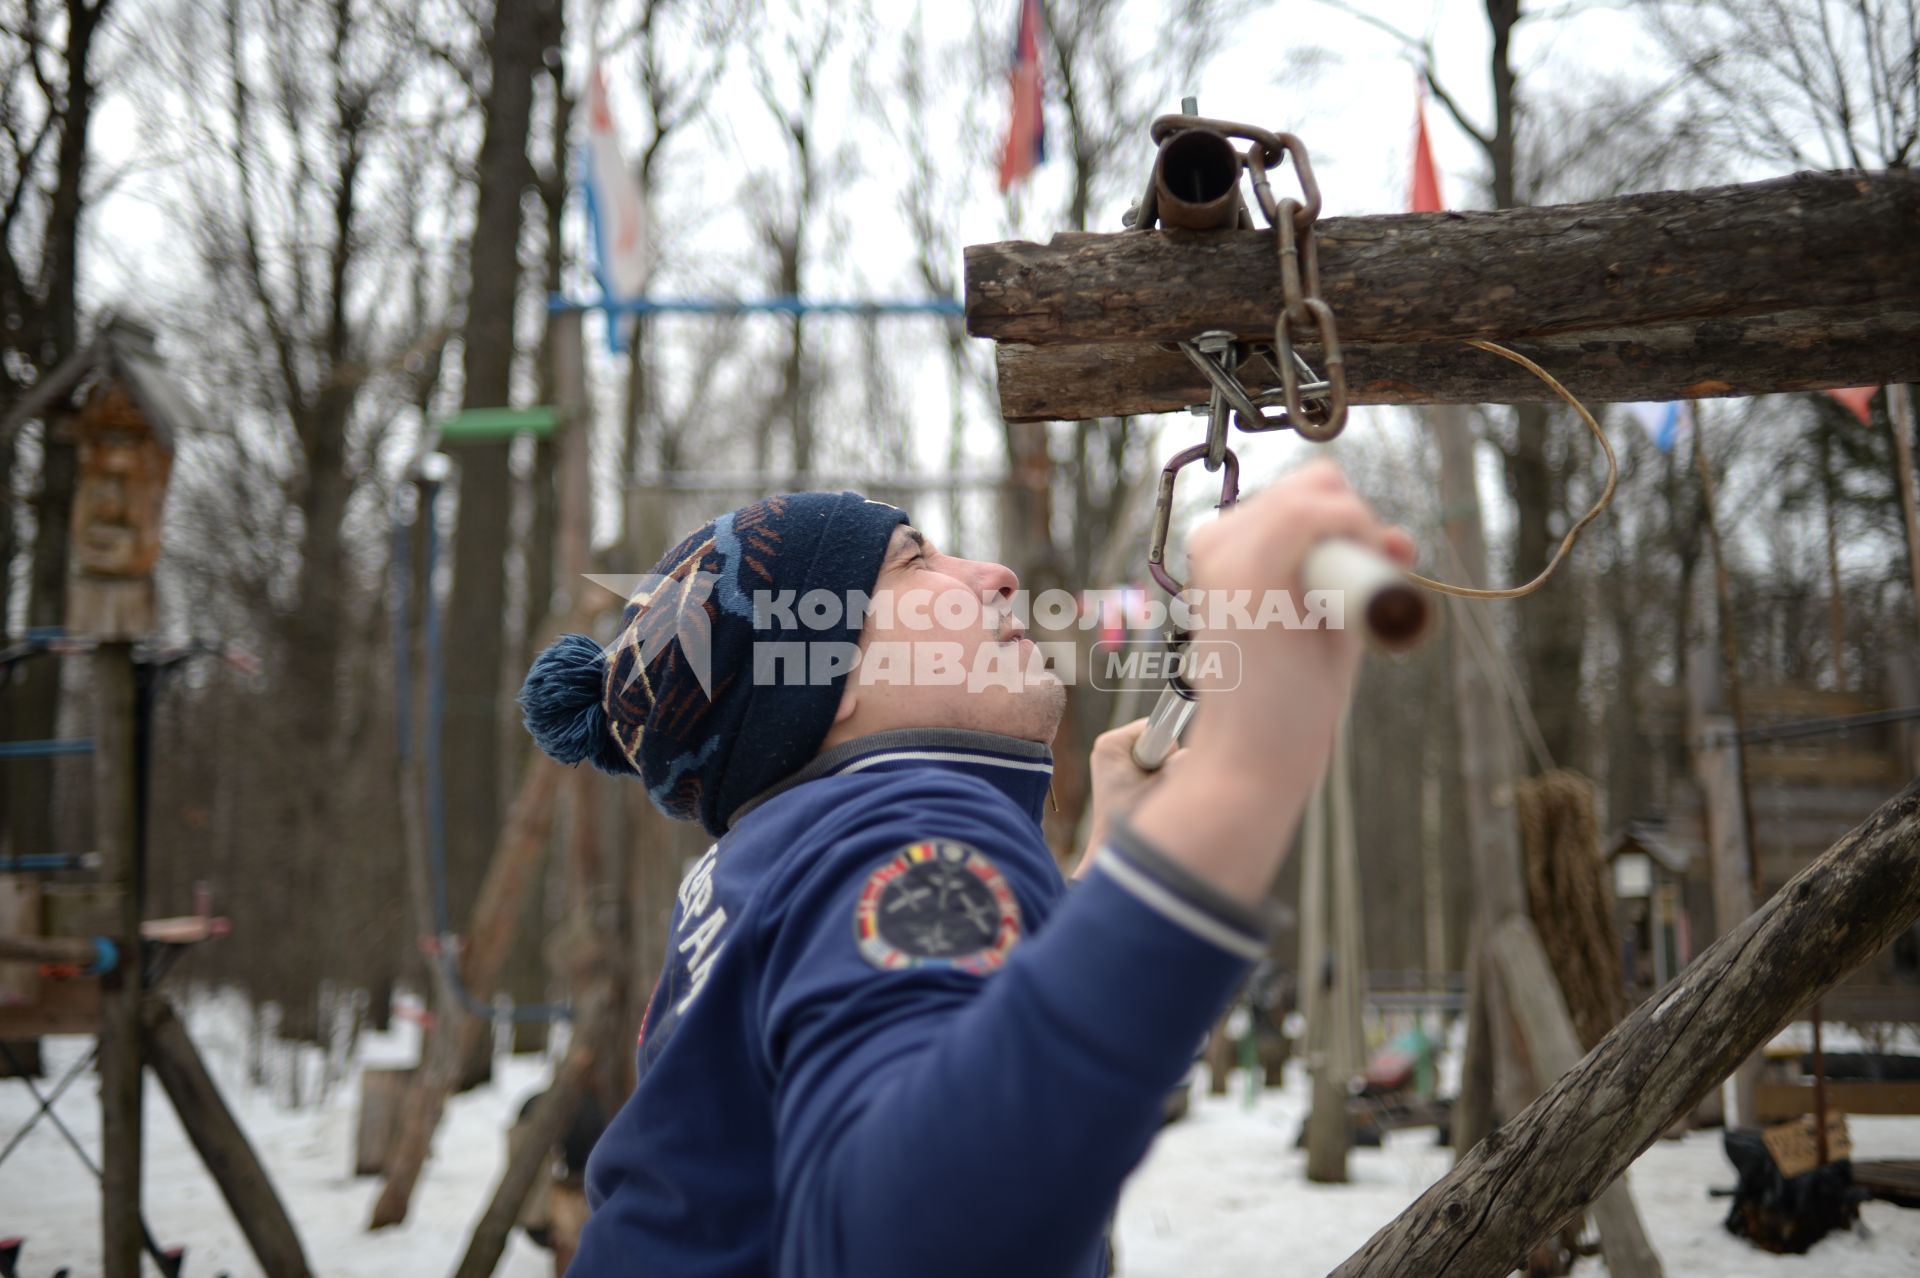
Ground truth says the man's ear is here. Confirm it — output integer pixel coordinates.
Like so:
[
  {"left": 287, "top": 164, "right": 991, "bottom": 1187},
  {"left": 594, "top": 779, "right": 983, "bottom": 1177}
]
[{"left": 832, "top": 681, "right": 859, "bottom": 726}]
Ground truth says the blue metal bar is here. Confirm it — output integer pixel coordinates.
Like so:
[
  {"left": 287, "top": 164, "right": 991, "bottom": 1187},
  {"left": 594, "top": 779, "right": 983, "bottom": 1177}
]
[
  {"left": 547, "top": 291, "right": 963, "bottom": 318},
  {"left": 0, "top": 738, "right": 93, "bottom": 759},
  {"left": 0, "top": 854, "right": 95, "bottom": 871}
]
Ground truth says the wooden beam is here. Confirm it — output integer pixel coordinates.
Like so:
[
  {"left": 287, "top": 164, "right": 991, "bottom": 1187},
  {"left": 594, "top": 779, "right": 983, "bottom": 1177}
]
[
  {"left": 1756, "top": 1080, "right": 1920, "bottom": 1122},
  {"left": 968, "top": 171, "right": 1920, "bottom": 347},
  {"left": 142, "top": 997, "right": 314, "bottom": 1278},
  {"left": 0, "top": 932, "right": 102, "bottom": 967},
  {"left": 992, "top": 302, "right": 1920, "bottom": 420},
  {"left": 1329, "top": 777, "right": 1920, "bottom": 1278}
]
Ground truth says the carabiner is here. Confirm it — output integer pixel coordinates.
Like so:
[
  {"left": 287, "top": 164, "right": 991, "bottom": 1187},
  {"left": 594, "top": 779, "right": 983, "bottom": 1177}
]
[{"left": 1147, "top": 442, "right": 1241, "bottom": 597}]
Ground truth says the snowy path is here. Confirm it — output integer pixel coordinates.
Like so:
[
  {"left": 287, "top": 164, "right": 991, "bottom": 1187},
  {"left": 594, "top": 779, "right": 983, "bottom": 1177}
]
[{"left": 4, "top": 1005, "right": 1919, "bottom": 1277}]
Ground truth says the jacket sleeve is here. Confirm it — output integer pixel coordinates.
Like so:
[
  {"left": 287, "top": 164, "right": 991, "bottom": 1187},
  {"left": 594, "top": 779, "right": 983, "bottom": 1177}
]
[{"left": 760, "top": 783, "right": 1269, "bottom": 1278}]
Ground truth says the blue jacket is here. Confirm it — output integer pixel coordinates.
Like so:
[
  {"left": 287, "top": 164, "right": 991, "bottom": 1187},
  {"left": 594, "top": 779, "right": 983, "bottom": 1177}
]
[{"left": 570, "top": 727, "right": 1269, "bottom": 1277}]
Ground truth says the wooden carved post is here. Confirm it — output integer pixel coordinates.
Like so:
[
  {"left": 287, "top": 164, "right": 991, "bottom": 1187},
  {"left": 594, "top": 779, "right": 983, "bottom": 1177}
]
[{"left": 67, "top": 379, "right": 172, "bottom": 1278}]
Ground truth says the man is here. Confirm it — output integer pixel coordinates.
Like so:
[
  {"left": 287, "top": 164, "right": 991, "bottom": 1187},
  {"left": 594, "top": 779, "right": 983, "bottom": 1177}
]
[{"left": 519, "top": 463, "right": 1412, "bottom": 1276}]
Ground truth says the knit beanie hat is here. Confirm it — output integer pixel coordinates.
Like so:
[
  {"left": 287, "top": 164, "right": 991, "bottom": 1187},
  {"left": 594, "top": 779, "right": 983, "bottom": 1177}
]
[{"left": 519, "top": 491, "right": 909, "bottom": 836}]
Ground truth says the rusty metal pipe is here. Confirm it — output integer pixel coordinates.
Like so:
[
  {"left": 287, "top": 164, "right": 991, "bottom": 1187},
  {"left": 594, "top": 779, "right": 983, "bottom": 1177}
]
[{"left": 1152, "top": 128, "right": 1249, "bottom": 231}]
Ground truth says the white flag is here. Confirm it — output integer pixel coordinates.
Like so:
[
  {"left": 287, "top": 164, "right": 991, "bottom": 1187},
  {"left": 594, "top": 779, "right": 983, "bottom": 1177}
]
[{"left": 584, "top": 60, "right": 648, "bottom": 300}]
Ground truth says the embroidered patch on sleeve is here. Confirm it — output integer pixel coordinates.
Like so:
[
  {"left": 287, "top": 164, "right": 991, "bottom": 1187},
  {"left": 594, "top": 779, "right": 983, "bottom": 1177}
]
[{"left": 852, "top": 840, "right": 1022, "bottom": 974}]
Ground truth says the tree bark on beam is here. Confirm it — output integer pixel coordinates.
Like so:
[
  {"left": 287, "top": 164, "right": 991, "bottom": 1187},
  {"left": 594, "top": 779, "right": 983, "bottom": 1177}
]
[
  {"left": 992, "top": 302, "right": 1920, "bottom": 421},
  {"left": 967, "top": 171, "right": 1919, "bottom": 347},
  {"left": 1328, "top": 777, "right": 1920, "bottom": 1278}
]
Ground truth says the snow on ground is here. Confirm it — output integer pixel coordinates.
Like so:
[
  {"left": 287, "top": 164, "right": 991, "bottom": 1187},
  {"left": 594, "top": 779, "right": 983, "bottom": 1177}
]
[
  {"left": 2, "top": 991, "right": 552, "bottom": 1278},
  {"left": 1118, "top": 1063, "right": 1920, "bottom": 1278},
  {"left": 3, "top": 994, "right": 1918, "bottom": 1277}
]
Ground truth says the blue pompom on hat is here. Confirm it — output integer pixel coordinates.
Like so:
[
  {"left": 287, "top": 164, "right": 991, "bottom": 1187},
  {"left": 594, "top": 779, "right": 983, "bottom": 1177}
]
[{"left": 519, "top": 491, "right": 909, "bottom": 836}]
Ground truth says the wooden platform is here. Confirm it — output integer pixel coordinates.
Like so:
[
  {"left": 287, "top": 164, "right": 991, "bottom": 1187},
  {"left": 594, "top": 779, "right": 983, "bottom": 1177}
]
[
  {"left": 1854, "top": 1159, "right": 1920, "bottom": 1209},
  {"left": 1754, "top": 1080, "right": 1920, "bottom": 1123}
]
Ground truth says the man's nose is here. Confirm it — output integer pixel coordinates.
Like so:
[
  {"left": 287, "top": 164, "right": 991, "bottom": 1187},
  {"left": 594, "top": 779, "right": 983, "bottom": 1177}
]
[{"left": 967, "top": 557, "right": 1019, "bottom": 602}]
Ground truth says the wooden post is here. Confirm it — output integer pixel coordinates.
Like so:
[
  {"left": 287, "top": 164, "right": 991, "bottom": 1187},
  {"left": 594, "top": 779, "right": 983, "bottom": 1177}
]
[
  {"left": 57, "top": 364, "right": 174, "bottom": 1278},
  {"left": 1689, "top": 701, "right": 1759, "bottom": 1128},
  {"left": 1430, "top": 406, "right": 1661, "bottom": 1272},
  {"left": 1489, "top": 919, "right": 1663, "bottom": 1278},
  {"left": 1692, "top": 418, "right": 1763, "bottom": 902},
  {"left": 1820, "top": 430, "right": 1846, "bottom": 687},
  {"left": 142, "top": 997, "right": 313, "bottom": 1277},
  {"left": 1431, "top": 403, "right": 1527, "bottom": 1155},
  {"left": 1301, "top": 722, "right": 1365, "bottom": 1183},
  {"left": 1887, "top": 385, "right": 1920, "bottom": 651},
  {"left": 1331, "top": 778, "right": 1920, "bottom": 1277},
  {"left": 94, "top": 641, "right": 142, "bottom": 1278}
]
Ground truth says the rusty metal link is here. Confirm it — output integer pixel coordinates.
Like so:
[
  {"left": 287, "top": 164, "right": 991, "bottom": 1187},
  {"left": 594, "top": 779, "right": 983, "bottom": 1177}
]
[
  {"left": 1240, "top": 132, "right": 1321, "bottom": 233},
  {"left": 1131, "top": 109, "right": 1346, "bottom": 444},
  {"left": 1146, "top": 442, "right": 1240, "bottom": 598},
  {"left": 1277, "top": 297, "right": 1346, "bottom": 443}
]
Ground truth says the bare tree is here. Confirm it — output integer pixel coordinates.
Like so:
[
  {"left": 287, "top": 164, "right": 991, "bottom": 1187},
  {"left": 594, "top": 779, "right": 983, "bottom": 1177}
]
[
  {"left": 1, "top": 0, "right": 114, "bottom": 864},
  {"left": 440, "top": 0, "right": 560, "bottom": 1019},
  {"left": 127, "top": 0, "right": 468, "bottom": 1026},
  {"left": 745, "top": 0, "right": 865, "bottom": 480},
  {"left": 1653, "top": 0, "right": 1919, "bottom": 170}
]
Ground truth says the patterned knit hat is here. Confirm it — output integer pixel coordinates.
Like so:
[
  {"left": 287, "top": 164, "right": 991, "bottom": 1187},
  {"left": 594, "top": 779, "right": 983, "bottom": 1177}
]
[{"left": 519, "top": 491, "right": 909, "bottom": 836}]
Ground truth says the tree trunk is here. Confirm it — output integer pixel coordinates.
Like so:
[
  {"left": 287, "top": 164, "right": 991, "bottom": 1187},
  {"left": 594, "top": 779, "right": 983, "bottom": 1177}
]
[
  {"left": 1331, "top": 778, "right": 1920, "bottom": 1277},
  {"left": 442, "top": 0, "right": 554, "bottom": 978}
]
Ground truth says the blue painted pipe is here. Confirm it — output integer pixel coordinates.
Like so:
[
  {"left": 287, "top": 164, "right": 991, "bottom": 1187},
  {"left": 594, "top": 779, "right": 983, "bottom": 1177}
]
[
  {"left": 0, "top": 738, "right": 93, "bottom": 759},
  {"left": 546, "top": 291, "right": 963, "bottom": 317}
]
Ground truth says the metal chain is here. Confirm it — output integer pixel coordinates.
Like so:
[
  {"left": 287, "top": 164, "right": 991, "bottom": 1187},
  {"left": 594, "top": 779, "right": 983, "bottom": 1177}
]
[{"left": 1127, "top": 105, "right": 1350, "bottom": 767}]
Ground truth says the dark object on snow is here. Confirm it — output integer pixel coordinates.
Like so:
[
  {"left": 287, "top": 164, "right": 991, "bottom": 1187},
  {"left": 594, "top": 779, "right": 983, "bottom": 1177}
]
[
  {"left": 0, "top": 1237, "right": 20, "bottom": 1278},
  {"left": 515, "top": 1087, "right": 607, "bottom": 1179},
  {"left": 1720, "top": 1127, "right": 1869, "bottom": 1253}
]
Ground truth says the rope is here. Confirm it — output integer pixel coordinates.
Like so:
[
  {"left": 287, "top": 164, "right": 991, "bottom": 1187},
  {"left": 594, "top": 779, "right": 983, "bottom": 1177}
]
[{"left": 1403, "top": 339, "right": 1618, "bottom": 601}]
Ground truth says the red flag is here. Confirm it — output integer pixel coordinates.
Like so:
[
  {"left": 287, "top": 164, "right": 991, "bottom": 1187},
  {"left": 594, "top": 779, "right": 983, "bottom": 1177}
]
[
  {"left": 997, "top": 0, "right": 1046, "bottom": 193},
  {"left": 1410, "top": 83, "right": 1444, "bottom": 213},
  {"left": 1824, "top": 385, "right": 1879, "bottom": 425}
]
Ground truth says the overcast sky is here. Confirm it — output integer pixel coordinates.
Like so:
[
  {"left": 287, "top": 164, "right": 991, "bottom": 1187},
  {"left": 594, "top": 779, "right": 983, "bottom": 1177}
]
[{"left": 67, "top": 0, "right": 1802, "bottom": 567}]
